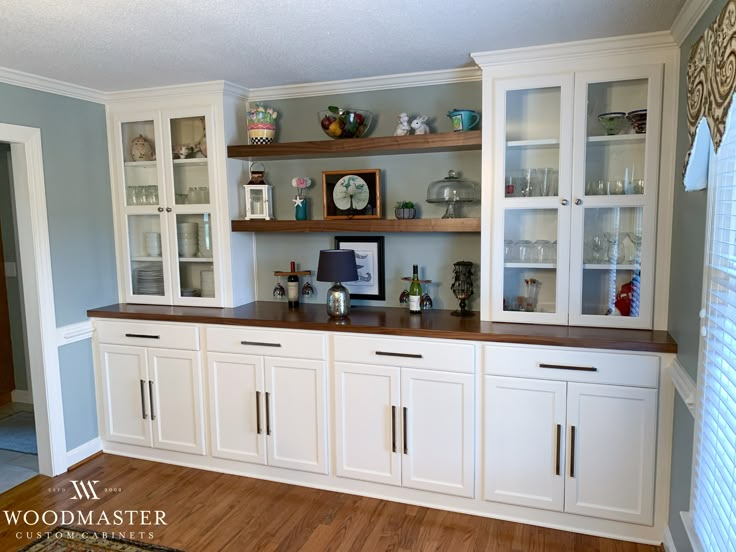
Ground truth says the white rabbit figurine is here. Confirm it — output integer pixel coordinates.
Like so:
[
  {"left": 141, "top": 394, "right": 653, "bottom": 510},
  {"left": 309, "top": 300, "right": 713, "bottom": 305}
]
[
  {"left": 394, "top": 112, "right": 411, "bottom": 136},
  {"left": 410, "top": 115, "right": 430, "bottom": 135}
]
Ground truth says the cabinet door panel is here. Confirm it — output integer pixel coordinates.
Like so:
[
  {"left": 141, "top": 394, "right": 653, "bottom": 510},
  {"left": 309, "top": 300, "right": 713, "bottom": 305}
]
[
  {"left": 98, "top": 344, "right": 151, "bottom": 447},
  {"left": 402, "top": 368, "right": 474, "bottom": 497},
  {"left": 484, "top": 376, "right": 566, "bottom": 511},
  {"left": 148, "top": 348, "right": 205, "bottom": 455},
  {"left": 565, "top": 382, "right": 657, "bottom": 524},
  {"left": 334, "top": 363, "right": 401, "bottom": 486},
  {"left": 207, "top": 352, "right": 266, "bottom": 465},
  {"left": 265, "top": 357, "right": 327, "bottom": 474}
]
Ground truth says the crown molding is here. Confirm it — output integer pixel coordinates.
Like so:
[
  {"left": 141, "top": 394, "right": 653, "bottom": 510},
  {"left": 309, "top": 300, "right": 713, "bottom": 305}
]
[
  {"left": 105, "top": 80, "right": 249, "bottom": 104},
  {"left": 0, "top": 66, "right": 105, "bottom": 104},
  {"left": 671, "top": 0, "right": 713, "bottom": 46},
  {"left": 247, "top": 66, "right": 481, "bottom": 102},
  {"left": 471, "top": 31, "right": 677, "bottom": 68}
]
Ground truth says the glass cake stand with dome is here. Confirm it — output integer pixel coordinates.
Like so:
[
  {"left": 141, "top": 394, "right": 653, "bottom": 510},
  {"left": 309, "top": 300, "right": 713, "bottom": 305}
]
[{"left": 426, "top": 170, "right": 480, "bottom": 218}]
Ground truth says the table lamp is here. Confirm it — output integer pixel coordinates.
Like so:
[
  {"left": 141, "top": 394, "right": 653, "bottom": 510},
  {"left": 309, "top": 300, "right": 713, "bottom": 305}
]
[{"left": 317, "top": 249, "right": 358, "bottom": 318}]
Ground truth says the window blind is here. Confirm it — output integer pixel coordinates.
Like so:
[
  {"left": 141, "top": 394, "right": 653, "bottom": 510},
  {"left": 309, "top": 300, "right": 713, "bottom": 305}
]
[{"left": 693, "top": 123, "right": 736, "bottom": 552}]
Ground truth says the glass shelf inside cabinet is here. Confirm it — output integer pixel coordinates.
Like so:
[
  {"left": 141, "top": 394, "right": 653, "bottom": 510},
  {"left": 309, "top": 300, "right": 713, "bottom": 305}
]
[
  {"left": 504, "top": 87, "right": 561, "bottom": 199},
  {"left": 585, "top": 79, "right": 648, "bottom": 198},
  {"left": 581, "top": 207, "right": 643, "bottom": 317},
  {"left": 122, "top": 121, "right": 160, "bottom": 207},
  {"left": 128, "top": 214, "right": 165, "bottom": 297},
  {"left": 171, "top": 117, "right": 210, "bottom": 206},
  {"left": 175, "top": 213, "right": 215, "bottom": 299},
  {"left": 503, "top": 209, "right": 559, "bottom": 313}
]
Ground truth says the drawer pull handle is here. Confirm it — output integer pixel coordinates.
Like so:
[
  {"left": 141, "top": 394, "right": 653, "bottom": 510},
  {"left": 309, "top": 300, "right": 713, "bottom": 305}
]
[
  {"left": 241, "top": 341, "right": 282, "bottom": 348},
  {"left": 539, "top": 363, "right": 597, "bottom": 372},
  {"left": 149, "top": 381, "right": 156, "bottom": 421},
  {"left": 376, "top": 351, "right": 423, "bottom": 359},
  {"left": 256, "top": 391, "right": 262, "bottom": 435},
  {"left": 403, "top": 407, "right": 408, "bottom": 455},
  {"left": 125, "top": 333, "right": 160, "bottom": 340},
  {"left": 391, "top": 406, "right": 397, "bottom": 453},
  {"left": 569, "top": 425, "right": 576, "bottom": 478},
  {"left": 265, "top": 392, "right": 271, "bottom": 436},
  {"left": 555, "top": 424, "right": 561, "bottom": 476},
  {"left": 140, "top": 379, "right": 147, "bottom": 419}
]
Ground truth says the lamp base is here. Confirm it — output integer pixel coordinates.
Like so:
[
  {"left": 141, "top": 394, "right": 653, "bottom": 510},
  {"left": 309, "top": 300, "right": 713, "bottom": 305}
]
[{"left": 326, "top": 282, "right": 351, "bottom": 318}]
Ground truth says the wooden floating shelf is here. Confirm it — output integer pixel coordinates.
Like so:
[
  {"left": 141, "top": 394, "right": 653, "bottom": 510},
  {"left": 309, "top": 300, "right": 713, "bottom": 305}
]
[
  {"left": 227, "top": 131, "right": 482, "bottom": 160},
  {"left": 231, "top": 218, "right": 481, "bottom": 233}
]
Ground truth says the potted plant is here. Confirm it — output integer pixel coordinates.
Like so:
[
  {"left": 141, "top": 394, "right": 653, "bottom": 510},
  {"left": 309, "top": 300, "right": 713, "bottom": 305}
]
[{"left": 395, "top": 201, "right": 416, "bottom": 219}]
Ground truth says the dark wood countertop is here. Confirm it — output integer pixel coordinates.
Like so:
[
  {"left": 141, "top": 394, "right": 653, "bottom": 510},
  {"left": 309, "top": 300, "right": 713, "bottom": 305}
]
[{"left": 86, "top": 302, "right": 677, "bottom": 354}]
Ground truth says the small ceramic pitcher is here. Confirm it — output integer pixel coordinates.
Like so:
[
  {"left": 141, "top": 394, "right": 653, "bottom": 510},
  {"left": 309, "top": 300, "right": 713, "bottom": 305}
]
[{"left": 447, "top": 109, "right": 480, "bottom": 132}]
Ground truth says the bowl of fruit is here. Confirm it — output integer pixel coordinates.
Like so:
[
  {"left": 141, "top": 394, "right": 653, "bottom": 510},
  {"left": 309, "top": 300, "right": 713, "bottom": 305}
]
[{"left": 319, "top": 106, "right": 373, "bottom": 139}]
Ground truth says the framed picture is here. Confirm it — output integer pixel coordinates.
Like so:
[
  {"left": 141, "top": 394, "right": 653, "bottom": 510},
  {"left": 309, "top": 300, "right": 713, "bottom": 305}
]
[
  {"left": 323, "top": 169, "right": 381, "bottom": 220},
  {"left": 334, "top": 236, "right": 385, "bottom": 300}
]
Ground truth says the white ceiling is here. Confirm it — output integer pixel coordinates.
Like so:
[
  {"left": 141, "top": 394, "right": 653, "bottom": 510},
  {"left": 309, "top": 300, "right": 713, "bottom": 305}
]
[{"left": 0, "top": 0, "right": 686, "bottom": 92}]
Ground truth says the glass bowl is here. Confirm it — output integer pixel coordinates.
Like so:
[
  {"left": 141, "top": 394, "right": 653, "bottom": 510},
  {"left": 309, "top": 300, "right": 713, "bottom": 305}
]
[
  {"left": 318, "top": 108, "right": 373, "bottom": 139},
  {"left": 597, "top": 112, "right": 628, "bottom": 135}
]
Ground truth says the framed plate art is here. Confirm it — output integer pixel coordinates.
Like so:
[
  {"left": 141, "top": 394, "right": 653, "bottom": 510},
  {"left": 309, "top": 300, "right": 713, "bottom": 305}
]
[
  {"left": 334, "top": 236, "right": 385, "bottom": 300},
  {"left": 322, "top": 169, "right": 381, "bottom": 219}
]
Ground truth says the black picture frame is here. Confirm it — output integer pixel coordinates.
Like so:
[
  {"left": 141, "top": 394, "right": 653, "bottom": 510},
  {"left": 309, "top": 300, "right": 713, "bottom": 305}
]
[
  {"left": 322, "top": 169, "right": 382, "bottom": 219},
  {"left": 334, "top": 235, "right": 386, "bottom": 300}
]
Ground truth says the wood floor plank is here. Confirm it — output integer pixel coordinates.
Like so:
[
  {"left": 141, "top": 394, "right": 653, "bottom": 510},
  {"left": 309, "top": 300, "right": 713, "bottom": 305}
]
[{"left": 0, "top": 455, "right": 662, "bottom": 552}]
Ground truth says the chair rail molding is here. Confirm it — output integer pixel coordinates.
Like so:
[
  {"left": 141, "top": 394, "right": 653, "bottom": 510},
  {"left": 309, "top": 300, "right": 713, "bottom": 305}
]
[
  {"left": 671, "top": 357, "right": 696, "bottom": 416},
  {"left": 56, "top": 320, "right": 94, "bottom": 347}
]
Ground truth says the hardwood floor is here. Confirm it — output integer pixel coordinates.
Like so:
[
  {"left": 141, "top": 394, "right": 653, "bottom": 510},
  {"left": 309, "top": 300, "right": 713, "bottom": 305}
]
[{"left": 0, "top": 454, "right": 660, "bottom": 552}]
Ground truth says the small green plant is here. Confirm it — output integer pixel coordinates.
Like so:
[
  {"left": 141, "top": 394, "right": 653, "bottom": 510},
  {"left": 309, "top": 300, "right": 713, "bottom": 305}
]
[{"left": 395, "top": 201, "right": 415, "bottom": 209}]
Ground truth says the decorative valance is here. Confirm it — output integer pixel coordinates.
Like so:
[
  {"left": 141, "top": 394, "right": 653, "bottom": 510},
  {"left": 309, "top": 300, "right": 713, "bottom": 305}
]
[{"left": 684, "top": 0, "right": 736, "bottom": 191}]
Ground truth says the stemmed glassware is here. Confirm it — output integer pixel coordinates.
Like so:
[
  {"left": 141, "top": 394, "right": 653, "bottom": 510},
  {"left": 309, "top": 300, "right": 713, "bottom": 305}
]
[{"left": 272, "top": 276, "right": 285, "bottom": 298}]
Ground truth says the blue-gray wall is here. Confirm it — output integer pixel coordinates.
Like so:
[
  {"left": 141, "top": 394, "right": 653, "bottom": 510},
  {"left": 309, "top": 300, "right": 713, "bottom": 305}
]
[
  {"left": 0, "top": 83, "right": 117, "bottom": 451},
  {"left": 252, "top": 82, "right": 482, "bottom": 309},
  {"left": 666, "top": 1, "right": 727, "bottom": 549},
  {"left": 0, "top": 143, "right": 29, "bottom": 390}
]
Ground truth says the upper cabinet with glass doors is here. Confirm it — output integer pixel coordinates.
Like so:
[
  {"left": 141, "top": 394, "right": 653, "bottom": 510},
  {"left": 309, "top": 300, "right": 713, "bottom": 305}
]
[
  {"left": 490, "top": 64, "right": 663, "bottom": 328},
  {"left": 113, "top": 108, "right": 222, "bottom": 306}
]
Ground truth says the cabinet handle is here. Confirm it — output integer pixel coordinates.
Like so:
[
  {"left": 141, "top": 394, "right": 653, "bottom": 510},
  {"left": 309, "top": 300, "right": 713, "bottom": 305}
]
[
  {"left": 560, "top": 198, "right": 569, "bottom": 206},
  {"left": 157, "top": 207, "right": 164, "bottom": 213},
  {"left": 240, "top": 340, "right": 282, "bottom": 348},
  {"left": 149, "top": 381, "right": 156, "bottom": 421},
  {"left": 569, "top": 425, "right": 576, "bottom": 478},
  {"left": 256, "top": 391, "right": 262, "bottom": 435},
  {"left": 391, "top": 406, "right": 397, "bottom": 453},
  {"left": 165, "top": 207, "right": 172, "bottom": 213},
  {"left": 376, "top": 351, "right": 423, "bottom": 359},
  {"left": 140, "top": 379, "right": 148, "bottom": 419},
  {"left": 403, "top": 407, "right": 408, "bottom": 455},
  {"left": 125, "top": 333, "right": 160, "bottom": 340},
  {"left": 265, "top": 392, "right": 271, "bottom": 436},
  {"left": 555, "top": 424, "right": 561, "bottom": 476},
  {"left": 539, "top": 363, "right": 597, "bottom": 372}
]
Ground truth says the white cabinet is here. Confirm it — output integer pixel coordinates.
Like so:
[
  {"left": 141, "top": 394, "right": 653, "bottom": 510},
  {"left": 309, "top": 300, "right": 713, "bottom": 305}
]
[
  {"left": 98, "top": 344, "right": 205, "bottom": 455},
  {"left": 484, "top": 344, "right": 658, "bottom": 525},
  {"left": 334, "top": 335, "right": 474, "bottom": 498},
  {"left": 206, "top": 327, "right": 328, "bottom": 474}
]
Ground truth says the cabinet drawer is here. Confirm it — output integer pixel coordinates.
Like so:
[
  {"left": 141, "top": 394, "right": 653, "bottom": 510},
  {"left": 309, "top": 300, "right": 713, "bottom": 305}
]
[
  {"left": 334, "top": 334, "right": 474, "bottom": 373},
  {"left": 484, "top": 344, "right": 659, "bottom": 387},
  {"left": 94, "top": 320, "right": 199, "bottom": 351},
  {"left": 205, "top": 326, "right": 325, "bottom": 360}
]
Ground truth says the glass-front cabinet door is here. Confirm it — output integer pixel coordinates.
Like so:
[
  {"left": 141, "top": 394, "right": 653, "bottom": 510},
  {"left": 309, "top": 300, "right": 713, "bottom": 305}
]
[
  {"left": 114, "top": 108, "right": 220, "bottom": 306},
  {"left": 568, "top": 66, "right": 662, "bottom": 328},
  {"left": 492, "top": 75, "right": 574, "bottom": 324}
]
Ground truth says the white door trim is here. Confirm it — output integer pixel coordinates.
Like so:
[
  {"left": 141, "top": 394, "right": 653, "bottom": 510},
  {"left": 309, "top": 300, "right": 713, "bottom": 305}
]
[{"left": 1, "top": 123, "right": 67, "bottom": 476}]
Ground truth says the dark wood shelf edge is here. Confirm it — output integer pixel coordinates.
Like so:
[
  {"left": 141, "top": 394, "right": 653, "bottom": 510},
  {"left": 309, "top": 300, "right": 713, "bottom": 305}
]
[
  {"left": 227, "top": 131, "right": 482, "bottom": 160},
  {"left": 231, "top": 218, "right": 481, "bottom": 233}
]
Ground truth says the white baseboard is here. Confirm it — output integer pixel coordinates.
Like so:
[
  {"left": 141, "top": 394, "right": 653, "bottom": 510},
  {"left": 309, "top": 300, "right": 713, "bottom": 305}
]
[
  {"left": 11, "top": 389, "right": 32, "bottom": 404},
  {"left": 66, "top": 437, "right": 102, "bottom": 468},
  {"left": 663, "top": 526, "right": 677, "bottom": 552}
]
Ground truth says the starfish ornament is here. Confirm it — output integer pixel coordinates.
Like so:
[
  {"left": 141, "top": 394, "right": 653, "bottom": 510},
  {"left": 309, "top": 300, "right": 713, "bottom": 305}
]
[{"left": 293, "top": 196, "right": 304, "bottom": 207}]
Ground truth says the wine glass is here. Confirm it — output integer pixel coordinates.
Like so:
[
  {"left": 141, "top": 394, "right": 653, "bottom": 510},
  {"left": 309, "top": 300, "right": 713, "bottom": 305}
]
[
  {"left": 603, "top": 232, "right": 619, "bottom": 264},
  {"left": 588, "top": 235, "right": 605, "bottom": 263},
  {"left": 627, "top": 232, "right": 643, "bottom": 264},
  {"left": 272, "top": 277, "right": 285, "bottom": 298}
]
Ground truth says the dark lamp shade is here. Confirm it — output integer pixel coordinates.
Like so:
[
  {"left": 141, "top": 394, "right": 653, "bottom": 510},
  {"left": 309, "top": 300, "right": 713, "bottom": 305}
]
[{"left": 316, "top": 249, "right": 358, "bottom": 283}]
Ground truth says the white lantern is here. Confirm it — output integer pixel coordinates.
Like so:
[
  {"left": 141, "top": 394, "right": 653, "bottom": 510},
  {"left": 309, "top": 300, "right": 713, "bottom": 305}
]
[{"left": 243, "top": 184, "right": 273, "bottom": 220}]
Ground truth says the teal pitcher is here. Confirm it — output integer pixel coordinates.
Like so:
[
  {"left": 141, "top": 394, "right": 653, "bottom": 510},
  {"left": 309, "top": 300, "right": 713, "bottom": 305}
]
[{"left": 447, "top": 109, "right": 480, "bottom": 132}]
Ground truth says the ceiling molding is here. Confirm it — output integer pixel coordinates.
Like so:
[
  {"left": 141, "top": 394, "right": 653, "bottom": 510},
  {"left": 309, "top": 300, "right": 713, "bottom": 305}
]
[
  {"left": 670, "top": 0, "right": 713, "bottom": 46},
  {"left": 0, "top": 66, "right": 105, "bottom": 104},
  {"left": 471, "top": 31, "right": 676, "bottom": 67},
  {"left": 246, "top": 66, "right": 481, "bottom": 102},
  {"left": 105, "top": 80, "right": 248, "bottom": 104}
]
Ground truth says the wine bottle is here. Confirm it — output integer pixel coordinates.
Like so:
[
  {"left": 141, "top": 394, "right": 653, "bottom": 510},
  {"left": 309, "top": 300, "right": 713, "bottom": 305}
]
[
  {"left": 287, "top": 261, "right": 299, "bottom": 309},
  {"left": 408, "top": 264, "right": 422, "bottom": 314}
]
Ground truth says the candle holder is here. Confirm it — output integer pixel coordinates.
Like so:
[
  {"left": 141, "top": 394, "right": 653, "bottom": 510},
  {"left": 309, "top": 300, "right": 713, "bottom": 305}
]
[{"left": 450, "top": 261, "right": 474, "bottom": 317}]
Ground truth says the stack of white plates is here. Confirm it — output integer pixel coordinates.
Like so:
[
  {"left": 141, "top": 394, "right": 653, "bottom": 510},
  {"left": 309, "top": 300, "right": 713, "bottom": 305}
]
[
  {"left": 135, "top": 265, "right": 164, "bottom": 295},
  {"left": 180, "top": 287, "right": 201, "bottom": 297},
  {"left": 198, "top": 222, "right": 212, "bottom": 258},
  {"left": 177, "top": 222, "right": 198, "bottom": 257},
  {"left": 200, "top": 270, "right": 215, "bottom": 298}
]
